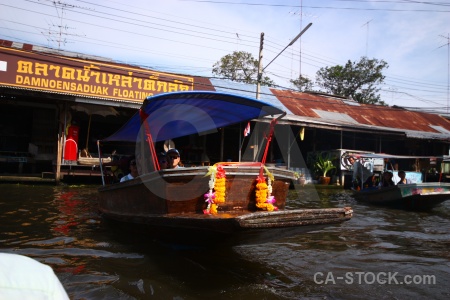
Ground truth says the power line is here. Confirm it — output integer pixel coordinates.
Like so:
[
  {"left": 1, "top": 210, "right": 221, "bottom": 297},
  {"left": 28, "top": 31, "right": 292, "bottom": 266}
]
[
  {"left": 1, "top": 0, "right": 448, "bottom": 110},
  {"left": 178, "top": 0, "right": 450, "bottom": 12}
]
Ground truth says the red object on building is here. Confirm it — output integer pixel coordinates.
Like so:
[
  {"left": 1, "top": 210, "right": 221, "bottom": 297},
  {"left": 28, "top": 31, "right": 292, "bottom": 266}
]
[{"left": 64, "top": 125, "right": 79, "bottom": 161}]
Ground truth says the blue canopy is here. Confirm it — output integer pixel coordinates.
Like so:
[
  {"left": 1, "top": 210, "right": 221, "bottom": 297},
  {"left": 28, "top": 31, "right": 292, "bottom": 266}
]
[{"left": 102, "top": 91, "right": 285, "bottom": 143}]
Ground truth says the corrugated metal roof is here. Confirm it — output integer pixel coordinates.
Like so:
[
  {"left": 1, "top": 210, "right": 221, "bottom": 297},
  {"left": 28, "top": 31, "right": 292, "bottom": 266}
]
[
  {"left": 312, "top": 109, "right": 359, "bottom": 124},
  {"left": 270, "top": 89, "right": 450, "bottom": 141},
  {"left": 209, "top": 79, "right": 292, "bottom": 114}
]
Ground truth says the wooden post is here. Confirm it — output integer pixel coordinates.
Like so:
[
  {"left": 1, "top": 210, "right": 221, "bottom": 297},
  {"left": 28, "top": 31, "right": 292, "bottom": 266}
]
[{"left": 56, "top": 133, "right": 62, "bottom": 183}]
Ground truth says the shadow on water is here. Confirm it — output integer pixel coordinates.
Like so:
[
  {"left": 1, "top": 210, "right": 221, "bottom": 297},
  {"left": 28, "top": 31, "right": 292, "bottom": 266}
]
[
  {"left": 0, "top": 184, "right": 314, "bottom": 299},
  {"left": 1, "top": 184, "right": 449, "bottom": 299},
  {"left": 101, "top": 225, "right": 297, "bottom": 299}
]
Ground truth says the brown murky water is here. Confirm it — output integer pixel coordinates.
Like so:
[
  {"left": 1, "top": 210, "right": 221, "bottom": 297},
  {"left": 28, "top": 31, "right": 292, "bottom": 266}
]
[{"left": 0, "top": 184, "right": 449, "bottom": 299}]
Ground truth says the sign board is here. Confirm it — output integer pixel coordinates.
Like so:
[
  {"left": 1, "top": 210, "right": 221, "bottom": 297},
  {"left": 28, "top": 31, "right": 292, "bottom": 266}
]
[{"left": 0, "top": 46, "right": 195, "bottom": 103}]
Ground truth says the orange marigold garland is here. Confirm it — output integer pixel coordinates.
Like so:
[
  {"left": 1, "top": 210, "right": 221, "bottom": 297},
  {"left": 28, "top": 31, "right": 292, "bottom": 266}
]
[
  {"left": 255, "top": 167, "right": 277, "bottom": 211},
  {"left": 204, "top": 163, "right": 277, "bottom": 213},
  {"left": 203, "top": 164, "right": 226, "bottom": 214},
  {"left": 255, "top": 176, "right": 269, "bottom": 210},
  {"left": 213, "top": 165, "right": 226, "bottom": 213}
]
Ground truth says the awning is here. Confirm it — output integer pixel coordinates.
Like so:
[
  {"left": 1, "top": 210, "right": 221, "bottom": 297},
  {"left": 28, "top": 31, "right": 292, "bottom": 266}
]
[{"left": 102, "top": 91, "right": 285, "bottom": 143}]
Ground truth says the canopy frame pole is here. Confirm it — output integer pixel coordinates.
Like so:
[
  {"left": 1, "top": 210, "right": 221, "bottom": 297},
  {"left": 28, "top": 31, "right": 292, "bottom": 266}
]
[
  {"left": 140, "top": 109, "right": 160, "bottom": 171},
  {"left": 261, "top": 112, "right": 286, "bottom": 165},
  {"left": 98, "top": 140, "right": 105, "bottom": 186}
]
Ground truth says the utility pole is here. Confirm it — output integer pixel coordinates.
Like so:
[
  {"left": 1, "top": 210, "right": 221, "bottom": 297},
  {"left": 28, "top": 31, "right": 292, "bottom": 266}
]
[
  {"left": 42, "top": 1, "right": 87, "bottom": 49},
  {"left": 256, "top": 33, "right": 264, "bottom": 99},
  {"left": 256, "top": 23, "right": 312, "bottom": 99},
  {"left": 299, "top": 0, "right": 303, "bottom": 78}
]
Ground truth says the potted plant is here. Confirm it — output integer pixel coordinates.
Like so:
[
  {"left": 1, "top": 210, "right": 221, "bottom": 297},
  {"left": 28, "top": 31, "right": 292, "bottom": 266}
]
[
  {"left": 314, "top": 152, "right": 336, "bottom": 185},
  {"left": 293, "top": 172, "right": 306, "bottom": 186}
]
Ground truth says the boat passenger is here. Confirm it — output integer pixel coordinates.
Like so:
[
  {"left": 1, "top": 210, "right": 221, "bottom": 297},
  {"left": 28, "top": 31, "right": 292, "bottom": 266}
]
[
  {"left": 397, "top": 170, "right": 412, "bottom": 184},
  {"left": 378, "top": 171, "right": 395, "bottom": 188},
  {"left": 108, "top": 150, "right": 127, "bottom": 182},
  {"left": 120, "top": 158, "right": 139, "bottom": 182},
  {"left": 348, "top": 156, "right": 355, "bottom": 163},
  {"left": 352, "top": 157, "right": 374, "bottom": 190},
  {"left": 166, "top": 148, "right": 183, "bottom": 169}
]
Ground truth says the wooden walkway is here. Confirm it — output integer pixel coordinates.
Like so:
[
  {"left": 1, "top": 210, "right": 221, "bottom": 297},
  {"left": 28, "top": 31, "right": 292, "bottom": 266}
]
[{"left": 0, "top": 175, "right": 56, "bottom": 184}]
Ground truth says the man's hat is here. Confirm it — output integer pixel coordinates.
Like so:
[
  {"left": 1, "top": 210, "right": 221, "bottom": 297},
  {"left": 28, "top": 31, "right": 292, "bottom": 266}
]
[{"left": 166, "top": 148, "right": 180, "bottom": 157}]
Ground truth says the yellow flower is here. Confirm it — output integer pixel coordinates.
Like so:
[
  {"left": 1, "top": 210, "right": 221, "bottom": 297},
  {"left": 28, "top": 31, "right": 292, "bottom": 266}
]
[
  {"left": 214, "top": 177, "right": 226, "bottom": 205},
  {"left": 210, "top": 203, "right": 218, "bottom": 214},
  {"left": 256, "top": 182, "right": 268, "bottom": 205}
]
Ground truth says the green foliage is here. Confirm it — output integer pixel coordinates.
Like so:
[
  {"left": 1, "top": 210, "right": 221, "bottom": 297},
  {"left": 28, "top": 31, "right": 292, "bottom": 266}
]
[
  {"left": 315, "top": 57, "right": 388, "bottom": 105},
  {"left": 313, "top": 152, "right": 336, "bottom": 177},
  {"left": 212, "top": 51, "right": 275, "bottom": 86},
  {"left": 290, "top": 75, "right": 313, "bottom": 92},
  {"left": 293, "top": 171, "right": 304, "bottom": 179}
]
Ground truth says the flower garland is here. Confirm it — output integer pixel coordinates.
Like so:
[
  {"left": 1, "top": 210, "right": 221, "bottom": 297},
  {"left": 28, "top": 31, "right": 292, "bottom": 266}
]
[
  {"left": 204, "top": 163, "right": 277, "bottom": 214},
  {"left": 255, "top": 166, "right": 277, "bottom": 211},
  {"left": 203, "top": 164, "right": 226, "bottom": 214},
  {"left": 213, "top": 165, "right": 226, "bottom": 211}
]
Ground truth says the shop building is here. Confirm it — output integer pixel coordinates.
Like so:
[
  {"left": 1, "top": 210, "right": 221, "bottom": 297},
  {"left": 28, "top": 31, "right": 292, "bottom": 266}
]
[
  {"left": 0, "top": 40, "right": 213, "bottom": 182},
  {"left": 1, "top": 39, "right": 450, "bottom": 184}
]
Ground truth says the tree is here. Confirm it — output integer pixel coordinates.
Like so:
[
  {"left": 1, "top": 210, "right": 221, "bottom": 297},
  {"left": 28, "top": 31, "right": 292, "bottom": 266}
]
[
  {"left": 290, "top": 75, "right": 313, "bottom": 92},
  {"left": 212, "top": 51, "right": 275, "bottom": 86},
  {"left": 315, "top": 57, "right": 388, "bottom": 105}
]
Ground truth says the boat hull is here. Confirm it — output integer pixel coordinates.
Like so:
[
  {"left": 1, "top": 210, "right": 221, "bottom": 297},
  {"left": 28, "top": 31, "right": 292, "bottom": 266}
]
[
  {"left": 353, "top": 182, "right": 450, "bottom": 210},
  {"left": 98, "top": 166, "right": 353, "bottom": 242},
  {"left": 99, "top": 166, "right": 293, "bottom": 215},
  {"left": 101, "top": 207, "right": 353, "bottom": 245}
]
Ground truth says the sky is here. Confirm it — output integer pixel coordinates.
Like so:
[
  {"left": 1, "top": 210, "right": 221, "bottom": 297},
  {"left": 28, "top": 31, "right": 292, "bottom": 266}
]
[{"left": 1, "top": 0, "right": 449, "bottom": 114}]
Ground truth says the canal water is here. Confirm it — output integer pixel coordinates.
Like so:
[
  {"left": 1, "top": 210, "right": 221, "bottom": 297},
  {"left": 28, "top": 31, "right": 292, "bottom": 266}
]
[{"left": 0, "top": 183, "right": 449, "bottom": 299}]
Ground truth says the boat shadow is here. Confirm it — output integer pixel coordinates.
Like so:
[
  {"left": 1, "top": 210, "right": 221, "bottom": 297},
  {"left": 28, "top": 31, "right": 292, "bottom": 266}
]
[
  {"left": 99, "top": 218, "right": 309, "bottom": 292},
  {"left": 100, "top": 216, "right": 338, "bottom": 248}
]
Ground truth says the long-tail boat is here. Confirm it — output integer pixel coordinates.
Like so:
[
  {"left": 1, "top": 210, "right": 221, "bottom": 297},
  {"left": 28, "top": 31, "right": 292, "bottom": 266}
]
[
  {"left": 350, "top": 153, "right": 450, "bottom": 210},
  {"left": 97, "top": 91, "right": 352, "bottom": 244}
]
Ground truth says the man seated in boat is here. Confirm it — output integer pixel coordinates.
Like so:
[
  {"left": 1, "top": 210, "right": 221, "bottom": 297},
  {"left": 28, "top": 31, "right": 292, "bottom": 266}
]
[
  {"left": 166, "top": 148, "right": 183, "bottom": 169},
  {"left": 352, "top": 157, "right": 375, "bottom": 190},
  {"left": 397, "top": 170, "right": 412, "bottom": 184},
  {"left": 105, "top": 150, "right": 129, "bottom": 182},
  {"left": 378, "top": 171, "right": 395, "bottom": 188},
  {"left": 120, "top": 157, "right": 139, "bottom": 182}
]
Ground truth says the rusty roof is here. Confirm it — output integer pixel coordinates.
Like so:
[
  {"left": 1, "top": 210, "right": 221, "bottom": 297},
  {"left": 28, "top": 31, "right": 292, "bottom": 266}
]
[{"left": 270, "top": 89, "right": 450, "bottom": 141}]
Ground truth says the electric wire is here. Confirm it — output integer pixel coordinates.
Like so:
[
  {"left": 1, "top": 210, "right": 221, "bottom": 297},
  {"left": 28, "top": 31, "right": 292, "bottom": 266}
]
[{"left": 0, "top": 0, "right": 448, "bottom": 113}]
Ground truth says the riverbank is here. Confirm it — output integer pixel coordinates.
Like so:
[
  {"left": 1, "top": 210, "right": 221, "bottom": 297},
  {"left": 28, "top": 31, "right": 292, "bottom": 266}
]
[
  {"left": 0, "top": 174, "right": 55, "bottom": 184},
  {"left": 0, "top": 173, "right": 104, "bottom": 185}
]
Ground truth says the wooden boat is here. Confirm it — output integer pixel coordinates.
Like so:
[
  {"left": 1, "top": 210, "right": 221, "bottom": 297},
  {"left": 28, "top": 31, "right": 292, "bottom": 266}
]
[
  {"left": 77, "top": 156, "right": 111, "bottom": 166},
  {"left": 353, "top": 182, "right": 450, "bottom": 210},
  {"left": 350, "top": 153, "right": 450, "bottom": 210},
  {"left": 97, "top": 91, "right": 352, "bottom": 244}
]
